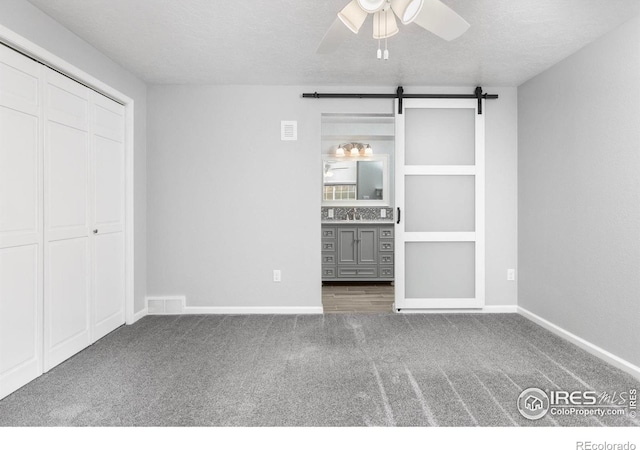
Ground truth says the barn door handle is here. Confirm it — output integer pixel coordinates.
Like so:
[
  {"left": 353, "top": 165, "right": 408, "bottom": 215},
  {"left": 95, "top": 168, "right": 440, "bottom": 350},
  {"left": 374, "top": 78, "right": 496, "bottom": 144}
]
[{"left": 396, "top": 208, "right": 401, "bottom": 224}]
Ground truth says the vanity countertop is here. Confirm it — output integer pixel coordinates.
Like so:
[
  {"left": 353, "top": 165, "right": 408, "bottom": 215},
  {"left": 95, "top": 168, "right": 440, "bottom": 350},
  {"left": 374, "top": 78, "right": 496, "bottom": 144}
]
[{"left": 321, "top": 220, "right": 394, "bottom": 225}]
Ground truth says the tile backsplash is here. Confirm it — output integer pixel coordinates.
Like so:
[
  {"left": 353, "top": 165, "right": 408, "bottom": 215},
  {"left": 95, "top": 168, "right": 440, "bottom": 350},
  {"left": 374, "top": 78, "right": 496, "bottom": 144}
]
[{"left": 321, "top": 207, "right": 394, "bottom": 222}]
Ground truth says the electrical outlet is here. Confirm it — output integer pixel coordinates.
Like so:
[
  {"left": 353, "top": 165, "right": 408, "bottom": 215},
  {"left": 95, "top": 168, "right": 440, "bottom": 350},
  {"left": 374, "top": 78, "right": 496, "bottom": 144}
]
[
  {"left": 507, "top": 269, "right": 515, "bottom": 281},
  {"left": 328, "top": 209, "right": 334, "bottom": 218},
  {"left": 380, "top": 208, "right": 386, "bottom": 218},
  {"left": 273, "top": 269, "right": 281, "bottom": 282}
]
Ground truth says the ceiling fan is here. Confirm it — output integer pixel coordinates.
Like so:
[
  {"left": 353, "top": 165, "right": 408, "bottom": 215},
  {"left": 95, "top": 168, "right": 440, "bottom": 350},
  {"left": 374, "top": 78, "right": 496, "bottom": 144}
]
[{"left": 317, "top": 0, "right": 470, "bottom": 58}]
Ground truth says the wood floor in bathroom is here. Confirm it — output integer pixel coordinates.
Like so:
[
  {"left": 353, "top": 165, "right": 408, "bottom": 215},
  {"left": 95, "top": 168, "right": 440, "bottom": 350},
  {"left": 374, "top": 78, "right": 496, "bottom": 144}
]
[{"left": 322, "top": 282, "right": 394, "bottom": 313}]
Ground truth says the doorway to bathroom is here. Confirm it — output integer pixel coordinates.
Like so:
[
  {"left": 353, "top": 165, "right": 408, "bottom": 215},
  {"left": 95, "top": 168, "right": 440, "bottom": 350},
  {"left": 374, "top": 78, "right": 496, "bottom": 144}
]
[{"left": 320, "top": 113, "right": 395, "bottom": 313}]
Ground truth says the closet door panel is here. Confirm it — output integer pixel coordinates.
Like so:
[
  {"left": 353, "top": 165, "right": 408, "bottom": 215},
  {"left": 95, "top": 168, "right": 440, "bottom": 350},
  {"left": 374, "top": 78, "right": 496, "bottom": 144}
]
[
  {"left": 93, "top": 232, "right": 124, "bottom": 340},
  {"left": 94, "top": 135, "right": 124, "bottom": 232},
  {"left": 43, "top": 69, "right": 91, "bottom": 371},
  {"left": 0, "top": 45, "right": 43, "bottom": 400},
  {"left": 0, "top": 108, "right": 39, "bottom": 248},
  {"left": 46, "top": 76, "right": 89, "bottom": 131},
  {"left": 45, "top": 238, "right": 89, "bottom": 369},
  {"left": 0, "top": 46, "right": 39, "bottom": 115},
  {"left": 0, "top": 245, "right": 40, "bottom": 398},
  {"left": 46, "top": 122, "right": 88, "bottom": 240},
  {"left": 91, "top": 92, "right": 125, "bottom": 340},
  {"left": 93, "top": 94, "right": 124, "bottom": 142}
]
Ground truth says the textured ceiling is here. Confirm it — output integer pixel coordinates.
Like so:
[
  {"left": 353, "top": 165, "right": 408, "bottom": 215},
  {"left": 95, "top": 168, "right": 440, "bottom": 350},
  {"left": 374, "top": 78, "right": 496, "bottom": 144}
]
[{"left": 26, "top": 0, "right": 640, "bottom": 86}]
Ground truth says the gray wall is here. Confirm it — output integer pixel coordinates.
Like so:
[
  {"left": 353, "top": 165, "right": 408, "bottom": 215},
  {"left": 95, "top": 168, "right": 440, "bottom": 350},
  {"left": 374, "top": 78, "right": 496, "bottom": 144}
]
[
  {"left": 518, "top": 16, "right": 640, "bottom": 366},
  {"left": 0, "top": 0, "right": 148, "bottom": 314},
  {"left": 147, "top": 85, "right": 517, "bottom": 308}
]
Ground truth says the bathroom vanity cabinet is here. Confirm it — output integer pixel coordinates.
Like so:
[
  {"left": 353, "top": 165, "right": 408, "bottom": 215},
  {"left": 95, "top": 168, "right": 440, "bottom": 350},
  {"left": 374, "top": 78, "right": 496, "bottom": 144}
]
[{"left": 322, "top": 224, "right": 394, "bottom": 281}]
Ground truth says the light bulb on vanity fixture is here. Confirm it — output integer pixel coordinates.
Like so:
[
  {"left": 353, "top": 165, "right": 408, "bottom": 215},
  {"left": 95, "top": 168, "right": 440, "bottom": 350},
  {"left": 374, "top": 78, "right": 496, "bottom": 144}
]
[
  {"left": 334, "top": 146, "right": 346, "bottom": 157},
  {"left": 360, "top": 144, "right": 374, "bottom": 156}
]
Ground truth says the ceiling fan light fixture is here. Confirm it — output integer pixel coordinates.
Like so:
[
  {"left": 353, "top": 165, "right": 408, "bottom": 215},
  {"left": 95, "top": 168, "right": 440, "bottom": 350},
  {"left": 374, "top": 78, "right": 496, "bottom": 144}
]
[
  {"left": 338, "top": 0, "right": 369, "bottom": 34},
  {"left": 413, "top": 0, "right": 470, "bottom": 41},
  {"left": 390, "top": 0, "right": 424, "bottom": 24},
  {"left": 373, "top": 10, "right": 399, "bottom": 39},
  {"left": 356, "top": 0, "right": 387, "bottom": 13}
]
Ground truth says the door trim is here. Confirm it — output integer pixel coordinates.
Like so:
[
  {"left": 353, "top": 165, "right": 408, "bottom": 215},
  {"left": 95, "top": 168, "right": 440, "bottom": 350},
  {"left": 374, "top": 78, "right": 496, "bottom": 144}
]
[
  {"left": 0, "top": 25, "right": 136, "bottom": 324},
  {"left": 395, "top": 98, "right": 485, "bottom": 310}
]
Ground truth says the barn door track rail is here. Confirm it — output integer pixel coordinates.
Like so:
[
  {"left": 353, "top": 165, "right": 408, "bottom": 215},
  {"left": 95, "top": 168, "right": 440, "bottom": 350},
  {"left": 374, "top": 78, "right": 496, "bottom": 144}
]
[{"left": 303, "top": 86, "right": 498, "bottom": 114}]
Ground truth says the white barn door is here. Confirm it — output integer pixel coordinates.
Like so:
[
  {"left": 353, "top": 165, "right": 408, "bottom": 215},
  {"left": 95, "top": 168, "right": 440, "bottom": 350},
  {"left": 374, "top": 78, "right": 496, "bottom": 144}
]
[
  {"left": 0, "top": 45, "right": 43, "bottom": 398},
  {"left": 395, "top": 99, "right": 485, "bottom": 310}
]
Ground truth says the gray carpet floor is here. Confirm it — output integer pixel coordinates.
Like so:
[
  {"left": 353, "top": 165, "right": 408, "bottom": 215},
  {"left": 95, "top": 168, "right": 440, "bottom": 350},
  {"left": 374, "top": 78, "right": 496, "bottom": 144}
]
[{"left": 0, "top": 314, "right": 638, "bottom": 427}]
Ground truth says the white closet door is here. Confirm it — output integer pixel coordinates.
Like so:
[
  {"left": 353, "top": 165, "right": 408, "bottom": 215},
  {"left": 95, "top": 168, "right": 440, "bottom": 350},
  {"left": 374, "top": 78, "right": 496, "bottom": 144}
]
[
  {"left": 91, "top": 92, "right": 125, "bottom": 341},
  {"left": 0, "top": 46, "right": 43, "bottom": 398},
  {"left": 43, "top": 69, "right": 91, "bottom": 371},
  {"left": 395, "top": 99, "right": 485, "bottom": 309}
]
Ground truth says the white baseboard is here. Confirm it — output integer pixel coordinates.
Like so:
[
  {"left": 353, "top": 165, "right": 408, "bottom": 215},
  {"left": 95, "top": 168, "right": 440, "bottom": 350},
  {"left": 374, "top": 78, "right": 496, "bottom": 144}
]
[
  {"left": 132, "top": 307, "right": 147, "bottom": 323},
  {"left": 397, "top": 305, "right": 518, "bottom": 314},
  {"left": 518, "top": 307, "right": 640, "bottom": 381},
  {"left": 145, "top": 294, "right": 323, "bottom": 315},
  {"left": 184, "top": 306, "right": 324, "bottom": 315}
]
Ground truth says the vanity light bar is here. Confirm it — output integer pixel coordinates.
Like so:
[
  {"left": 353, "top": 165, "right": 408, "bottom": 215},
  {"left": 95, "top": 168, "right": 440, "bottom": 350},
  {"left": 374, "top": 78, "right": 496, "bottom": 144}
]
[{"left": 335, "top": 142, "right": 374, "bottom": 157}]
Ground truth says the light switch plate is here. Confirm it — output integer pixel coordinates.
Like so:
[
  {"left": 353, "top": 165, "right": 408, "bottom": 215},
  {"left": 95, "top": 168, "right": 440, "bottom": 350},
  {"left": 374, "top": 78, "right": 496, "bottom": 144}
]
[
  {"left": 380, "top": 209, "right": 386, "bottom": 218},
  {"left": 328, "top": 209, "right": 334, "bottom": 218}
]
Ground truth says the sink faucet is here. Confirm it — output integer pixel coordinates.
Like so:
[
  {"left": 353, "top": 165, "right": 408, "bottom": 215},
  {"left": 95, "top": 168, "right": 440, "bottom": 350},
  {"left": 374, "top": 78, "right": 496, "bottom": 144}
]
[{"left": 347, "top": 208, "right": 360, "bottom": 221}]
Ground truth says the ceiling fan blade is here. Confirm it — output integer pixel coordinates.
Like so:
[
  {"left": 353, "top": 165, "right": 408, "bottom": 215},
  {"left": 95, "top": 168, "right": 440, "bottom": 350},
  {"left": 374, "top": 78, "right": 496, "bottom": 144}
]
[
  {"left": 412, "top": 0, "right": 470, "bottom": 41},
  {"left": 316, "top": 17, "right": 352, "bottom": 54}
]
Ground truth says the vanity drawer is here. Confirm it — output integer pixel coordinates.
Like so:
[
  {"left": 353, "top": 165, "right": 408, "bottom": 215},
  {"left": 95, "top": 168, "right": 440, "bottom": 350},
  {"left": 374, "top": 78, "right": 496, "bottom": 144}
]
[
  {"left": 380, "top": 227, "right": 394, "bottom": 238},
  {"left": 379, "top": 266, "right": 394, "bottom": 278},
  {"left": 322, "top": 227, "right": 336, "bottom": 239},
  {"left": 322, "top": 254, "right": 336, "bottom": 265},
  {"left": 322, "top": 267, "right": 336, "bottom": 278},
  {"left": 379, "top": 253, "right": 394, "bottom": 265},
  {"left": 322, "top": 240, "right": 336, "bottom": 252},
  {"left": 338, "top": 266, "right": 377, "bottom": 278},
  {"left": 379, "top": 240, "right": 394, "bottom": 252}
]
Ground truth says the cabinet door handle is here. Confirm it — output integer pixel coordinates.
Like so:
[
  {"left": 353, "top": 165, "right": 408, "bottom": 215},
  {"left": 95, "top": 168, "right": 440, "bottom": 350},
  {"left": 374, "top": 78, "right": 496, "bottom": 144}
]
[
  {"left": 93, "top": 229, "right": 98, "bottom": 234},
  {"left": 397, "top": 207, "right": 401, "bottom": 224}
]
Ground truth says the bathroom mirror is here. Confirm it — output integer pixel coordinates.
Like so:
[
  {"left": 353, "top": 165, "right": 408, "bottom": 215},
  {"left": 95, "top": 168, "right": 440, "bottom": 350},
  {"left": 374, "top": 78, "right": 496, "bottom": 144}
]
[{"left": 322, "top": 155, "right": 389, "bottom": 206}]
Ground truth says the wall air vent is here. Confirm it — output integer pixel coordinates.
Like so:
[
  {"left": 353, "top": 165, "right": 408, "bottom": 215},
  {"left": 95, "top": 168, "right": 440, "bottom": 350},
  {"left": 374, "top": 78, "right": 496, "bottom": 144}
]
[
  {"left": 146, "top": 296, "right": 185, "bottom": 315},
  {"left": 281, "top": 120, "right": 297, "bottom": 141}
]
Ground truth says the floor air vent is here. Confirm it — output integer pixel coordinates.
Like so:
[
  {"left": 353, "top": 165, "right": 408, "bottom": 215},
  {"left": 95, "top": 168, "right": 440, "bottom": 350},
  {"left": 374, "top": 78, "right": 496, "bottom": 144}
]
[{"left": 146, "top": 296, "right": 185, "bottom": 315}]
